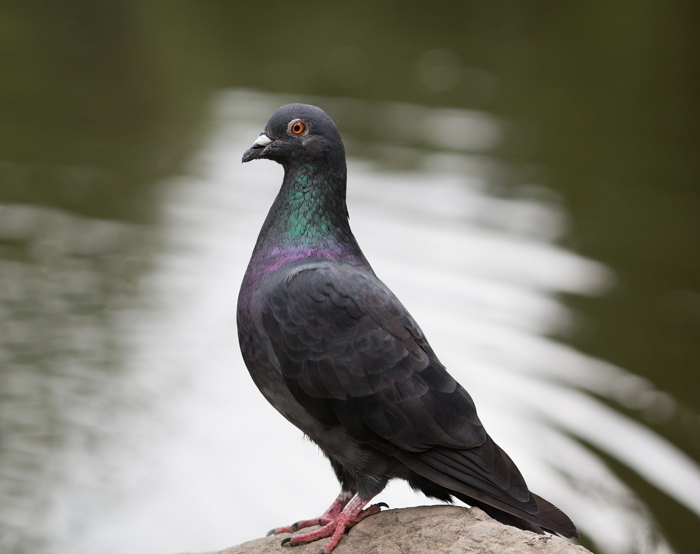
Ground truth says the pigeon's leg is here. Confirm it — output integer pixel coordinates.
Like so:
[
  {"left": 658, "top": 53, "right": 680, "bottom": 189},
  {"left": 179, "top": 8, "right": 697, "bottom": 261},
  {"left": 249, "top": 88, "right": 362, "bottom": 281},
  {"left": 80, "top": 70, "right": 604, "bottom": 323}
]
[
  {"left": 267, "top": 489, "right": 354, "bottom": 535},
  {"left": 281, "top": 494, "right": 387, "bottom": 554}
]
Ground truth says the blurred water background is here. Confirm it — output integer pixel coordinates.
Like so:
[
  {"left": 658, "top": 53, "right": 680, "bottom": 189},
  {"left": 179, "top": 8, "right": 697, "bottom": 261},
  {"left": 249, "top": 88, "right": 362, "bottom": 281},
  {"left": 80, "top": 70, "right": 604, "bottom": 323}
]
[{"left": 0, "top": 3, "right": 699, "bottom": 554}]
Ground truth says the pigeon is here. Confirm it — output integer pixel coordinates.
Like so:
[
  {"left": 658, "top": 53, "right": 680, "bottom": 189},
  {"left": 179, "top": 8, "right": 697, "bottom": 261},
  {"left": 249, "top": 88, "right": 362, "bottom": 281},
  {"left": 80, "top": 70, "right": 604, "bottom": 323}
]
[{"left": 237, "top": 103, "right": 579, "bottom": 553}]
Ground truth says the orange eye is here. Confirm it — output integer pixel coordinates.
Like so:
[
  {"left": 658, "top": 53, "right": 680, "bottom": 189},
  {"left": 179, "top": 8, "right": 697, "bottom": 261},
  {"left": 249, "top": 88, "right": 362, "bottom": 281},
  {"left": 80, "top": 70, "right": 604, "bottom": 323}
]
[{"left": 289, "top": 120, "right": 306, "bottom": 135}]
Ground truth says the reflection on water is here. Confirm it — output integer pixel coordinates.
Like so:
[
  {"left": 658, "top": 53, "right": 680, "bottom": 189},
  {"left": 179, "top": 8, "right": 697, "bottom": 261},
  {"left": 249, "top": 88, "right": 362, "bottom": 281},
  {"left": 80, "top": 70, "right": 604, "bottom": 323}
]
[
  {"left": 1, "top": 91, "right": 699, "bottom": 554},
  {"left": 0, "top": 205, "right": 152, "bottom": 553}
]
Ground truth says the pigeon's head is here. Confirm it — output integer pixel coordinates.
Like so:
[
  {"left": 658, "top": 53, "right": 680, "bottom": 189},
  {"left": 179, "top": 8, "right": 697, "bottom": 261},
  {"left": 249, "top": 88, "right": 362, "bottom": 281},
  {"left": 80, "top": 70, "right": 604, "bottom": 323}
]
[{"left": 242, "top": 104, "right": 344, "bottom": 166}]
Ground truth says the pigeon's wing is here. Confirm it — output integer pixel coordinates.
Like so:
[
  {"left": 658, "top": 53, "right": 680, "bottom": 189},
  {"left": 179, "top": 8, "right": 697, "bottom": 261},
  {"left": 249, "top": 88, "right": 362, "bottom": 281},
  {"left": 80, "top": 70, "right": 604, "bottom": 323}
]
[
  {"left": 263, "top": 262, "right": 578, "bottom": 537},
  {"left": 262, "top": 262, "right": 486, "bottom": 452}
]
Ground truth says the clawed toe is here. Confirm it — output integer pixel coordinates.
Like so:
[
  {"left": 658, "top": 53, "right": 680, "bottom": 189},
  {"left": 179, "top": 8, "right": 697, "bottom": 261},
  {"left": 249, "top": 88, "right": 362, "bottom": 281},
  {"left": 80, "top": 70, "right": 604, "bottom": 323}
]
[{"left": 268, "top": 494, "right": 384, "bottom": 553}]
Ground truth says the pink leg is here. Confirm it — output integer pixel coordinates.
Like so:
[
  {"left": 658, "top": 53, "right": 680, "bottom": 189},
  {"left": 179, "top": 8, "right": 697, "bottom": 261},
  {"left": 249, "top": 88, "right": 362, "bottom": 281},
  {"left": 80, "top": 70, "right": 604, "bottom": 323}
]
[
  {"left": 281, "top": 495, "right": 387, "bottom": 554},
  {"left": 267, "top": 489, "right": 354, "bottom": 535}
]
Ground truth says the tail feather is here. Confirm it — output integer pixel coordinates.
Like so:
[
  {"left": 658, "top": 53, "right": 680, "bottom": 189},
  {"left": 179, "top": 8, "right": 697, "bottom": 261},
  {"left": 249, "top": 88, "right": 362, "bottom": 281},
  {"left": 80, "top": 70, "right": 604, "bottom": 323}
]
[
  {"left": 403, "top": 451, "right": 579, "bottom": 539},
  {"left": 452, "top": 490, "right": 579, "bottom": 538}
]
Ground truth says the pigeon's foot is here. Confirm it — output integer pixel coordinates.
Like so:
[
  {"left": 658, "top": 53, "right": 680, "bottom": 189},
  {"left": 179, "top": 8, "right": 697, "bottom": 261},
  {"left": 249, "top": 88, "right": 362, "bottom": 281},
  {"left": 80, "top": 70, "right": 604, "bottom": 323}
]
[
  {"left": 267, "top": 490, "right": 354, "bottom": 536},
  {"left": 280, "top": 495, "right": 387, "bottom": 554}
]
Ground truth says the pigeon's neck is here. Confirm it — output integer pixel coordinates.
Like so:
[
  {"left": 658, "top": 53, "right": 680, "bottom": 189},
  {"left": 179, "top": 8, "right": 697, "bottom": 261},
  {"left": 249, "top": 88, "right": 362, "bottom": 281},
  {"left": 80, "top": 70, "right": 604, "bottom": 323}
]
[{"left": 248, "top": 161, "right": 369, "bottom": 276}]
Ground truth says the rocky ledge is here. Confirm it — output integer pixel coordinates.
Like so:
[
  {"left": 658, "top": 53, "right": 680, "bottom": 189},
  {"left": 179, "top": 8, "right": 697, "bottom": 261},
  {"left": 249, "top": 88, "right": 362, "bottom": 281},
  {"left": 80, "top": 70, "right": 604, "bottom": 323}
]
[{"left": 195, "top": 505, "right": 591, "bottom": 554}]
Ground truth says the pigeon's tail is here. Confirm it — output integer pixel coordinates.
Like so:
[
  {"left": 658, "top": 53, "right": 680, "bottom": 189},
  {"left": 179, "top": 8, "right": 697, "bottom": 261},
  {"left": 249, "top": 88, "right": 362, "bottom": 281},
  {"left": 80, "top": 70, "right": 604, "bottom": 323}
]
[
  {"left": 451, "top": 490, "right": 579, "bottom": 538},
  {"left": 408, "top": 471, "right": 578, "bottom": 538},
  {"left": 402, "top": 445, "right": 579, "bottom": 539}
]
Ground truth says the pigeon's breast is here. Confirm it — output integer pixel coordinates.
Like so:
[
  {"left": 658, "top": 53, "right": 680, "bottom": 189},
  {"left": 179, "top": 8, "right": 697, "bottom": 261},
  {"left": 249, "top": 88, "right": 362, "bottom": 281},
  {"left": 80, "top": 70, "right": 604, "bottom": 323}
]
[
  {"left": 237, "top": 282, "right": 292, "bottom": 409},
  {"left": 237, "top": 263, "right": 372, "bottom": 471},
  {"left": 237, "top": 266, "right": 325, "bottom": 427}
]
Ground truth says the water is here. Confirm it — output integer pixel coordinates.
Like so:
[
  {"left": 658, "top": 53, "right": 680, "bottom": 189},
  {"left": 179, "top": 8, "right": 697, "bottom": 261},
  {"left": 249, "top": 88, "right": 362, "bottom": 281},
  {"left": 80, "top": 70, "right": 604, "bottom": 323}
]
[
  {"left": 1, "top": 4, "right": 699, "bottom": 554},
  {"left": 0, "top": 89, "right": 696, "bottom": 554}
]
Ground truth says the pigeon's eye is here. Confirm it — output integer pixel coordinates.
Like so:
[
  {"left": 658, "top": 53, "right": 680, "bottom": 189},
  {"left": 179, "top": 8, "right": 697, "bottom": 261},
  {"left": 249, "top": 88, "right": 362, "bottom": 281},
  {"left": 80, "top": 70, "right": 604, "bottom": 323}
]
[{"left": 289, "top": 120, "right": 306, "bottom": 135}]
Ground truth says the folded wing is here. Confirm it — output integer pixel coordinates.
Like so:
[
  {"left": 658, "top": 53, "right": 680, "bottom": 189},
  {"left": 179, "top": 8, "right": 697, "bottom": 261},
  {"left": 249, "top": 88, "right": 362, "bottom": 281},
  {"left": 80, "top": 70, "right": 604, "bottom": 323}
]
[{"left": 262, "top": 262, "right": 577, "bottom": 537}]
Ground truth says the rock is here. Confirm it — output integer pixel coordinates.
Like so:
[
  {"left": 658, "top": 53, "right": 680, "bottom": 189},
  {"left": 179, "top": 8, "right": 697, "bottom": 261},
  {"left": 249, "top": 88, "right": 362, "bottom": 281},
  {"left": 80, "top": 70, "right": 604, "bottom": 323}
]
[{"left": 193, "top": 505, "right": 591, "bottom": 554}]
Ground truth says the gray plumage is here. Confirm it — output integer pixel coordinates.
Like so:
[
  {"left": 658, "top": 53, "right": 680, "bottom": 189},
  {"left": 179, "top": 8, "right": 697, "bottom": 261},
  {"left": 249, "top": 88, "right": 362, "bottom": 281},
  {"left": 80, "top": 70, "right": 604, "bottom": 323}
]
[{"left": 237, "top": 103, "right": 578, "bottom": 544}]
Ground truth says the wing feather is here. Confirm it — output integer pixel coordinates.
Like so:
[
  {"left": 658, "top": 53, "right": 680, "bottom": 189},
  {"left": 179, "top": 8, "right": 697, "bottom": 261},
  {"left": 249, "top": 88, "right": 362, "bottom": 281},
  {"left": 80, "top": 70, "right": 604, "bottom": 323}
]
[
  {"left": 263, "top": 263, "right": 485, "bottom": 452},
  {"left": 262, "top": 262, "right": 565, "bottom": 527}
]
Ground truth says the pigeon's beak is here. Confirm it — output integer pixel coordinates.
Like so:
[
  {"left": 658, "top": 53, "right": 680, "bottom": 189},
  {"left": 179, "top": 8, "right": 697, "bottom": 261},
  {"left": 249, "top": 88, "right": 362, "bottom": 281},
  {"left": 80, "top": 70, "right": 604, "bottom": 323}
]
[{"left": 242, "top": 133, "right": 273, "bottom": 163}]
